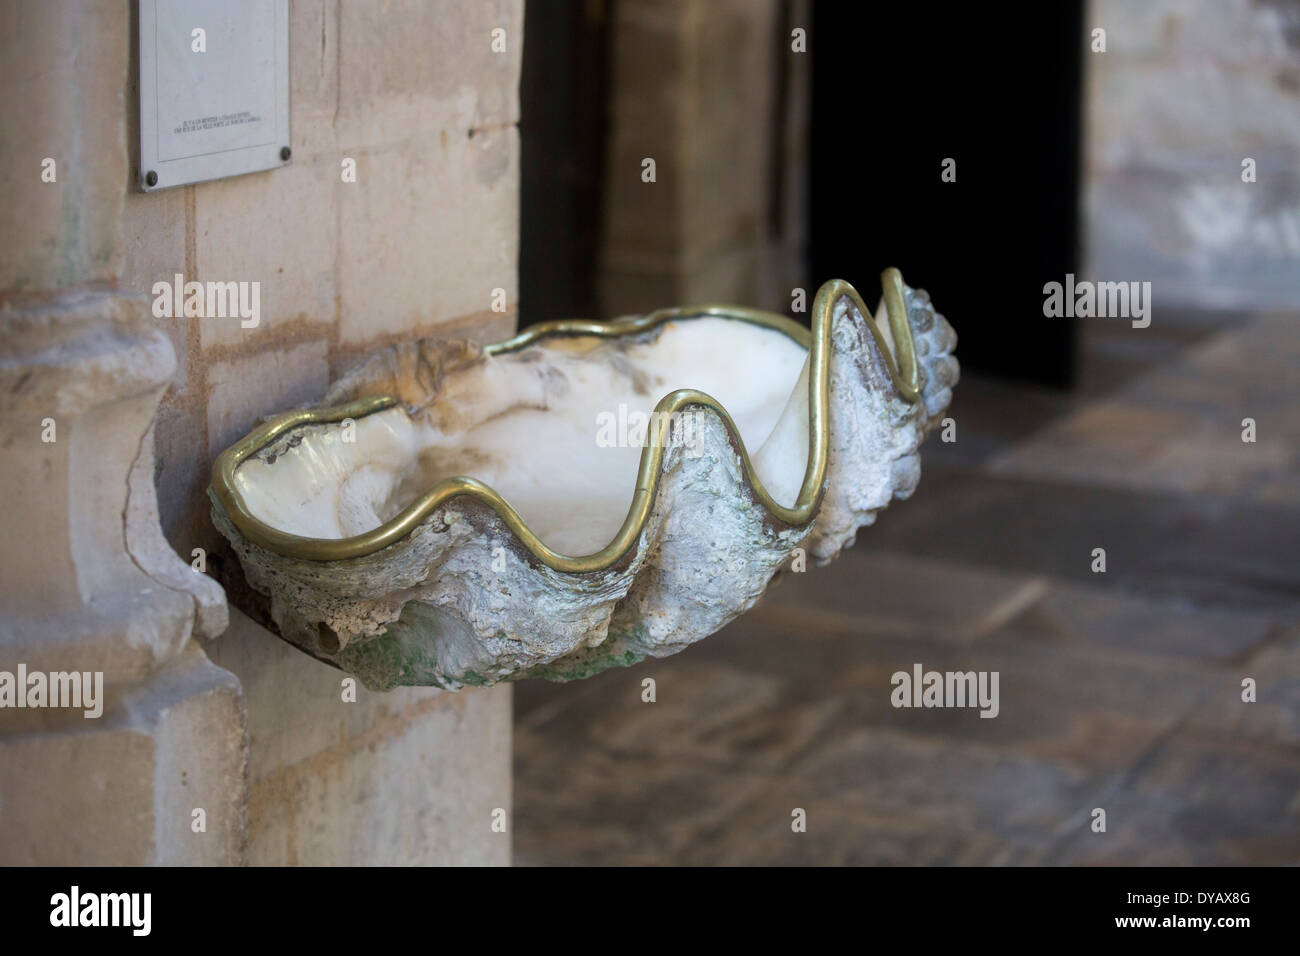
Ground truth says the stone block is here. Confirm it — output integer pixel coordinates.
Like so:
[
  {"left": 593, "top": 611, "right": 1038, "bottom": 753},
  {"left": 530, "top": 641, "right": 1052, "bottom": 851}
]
[
  {"left": 336, "top": 0, "right": 522, "bottom": 150},
  {"left": 192, "top": 155, "right": 340, "bottom": 349},
  {"left": 337, "top": 126, "right": 518, "bottom": 346},
  {"left": 0, "top": 646, "right": 246, "bottom": 865},
  {"left": 205, "top": 611, "right": 509, "bottom": 865},
  {"left": 205, "top": 339, "right": 330, "bottom": 459}
]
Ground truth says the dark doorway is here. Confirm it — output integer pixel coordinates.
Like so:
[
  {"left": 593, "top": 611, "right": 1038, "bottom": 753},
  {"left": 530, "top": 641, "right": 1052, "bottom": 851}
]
[
  {"left": 809, "top": 2, "right": 1085, "bottom": 387},
  {"left": 518, "top": 0, "right": 611, "bottom": 327}
]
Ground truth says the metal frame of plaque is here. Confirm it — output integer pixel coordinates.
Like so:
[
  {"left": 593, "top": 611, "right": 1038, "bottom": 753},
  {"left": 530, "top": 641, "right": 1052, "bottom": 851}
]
[{"left": 138, "top": 0, "right": 290, "bottom": 192}]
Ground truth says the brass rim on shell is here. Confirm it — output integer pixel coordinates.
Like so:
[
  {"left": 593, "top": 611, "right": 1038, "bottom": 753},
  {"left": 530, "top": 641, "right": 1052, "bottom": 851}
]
[{"left": 210, "top": 269, "right": 922, "bottom": 571}]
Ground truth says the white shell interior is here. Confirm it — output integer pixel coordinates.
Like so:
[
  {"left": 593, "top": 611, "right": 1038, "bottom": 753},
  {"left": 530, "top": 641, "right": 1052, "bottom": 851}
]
[{"left": 233, "top": 317, "right": 812, "bottom": 555}]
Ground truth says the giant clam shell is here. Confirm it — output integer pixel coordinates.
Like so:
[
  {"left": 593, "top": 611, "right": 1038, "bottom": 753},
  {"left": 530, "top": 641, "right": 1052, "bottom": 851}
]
[{"left": 210, "top": 271, "right": 957, "bottom": 690}]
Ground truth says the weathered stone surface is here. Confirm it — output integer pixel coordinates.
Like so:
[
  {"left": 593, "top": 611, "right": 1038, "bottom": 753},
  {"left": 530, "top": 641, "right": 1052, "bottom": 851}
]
[
  {"left": 863, "top": 470, "right": 1300, "bottom": 620},
  {"left": 1086, "top": 0, "right": 1300, "bottom": 311},
  {"left": 994, "top": 584, "right": 1276, "bottom": 664},
  {"left": 194, "top": 160, "right": 341, "bottom": 349},
  {"left": 337, "top": 126, "right": 519, "bottom": 346},
  {"left": 1185, "top": 623, "right": 1300, "bottom": 752},
  {"left": 0, "top": 0, "right": 127, "bottom": 292},
  {"left": 0, "top": 646, "right": 245, "bottom": 866},
  {"left": 336, "top": 0, "right": 522, "bottom": 149},
  {"left": 0, "top": 293, "right": 225, "bottom": 682},
  {"left": 205, "top": 610, "right": 509, "bottom": 865}
]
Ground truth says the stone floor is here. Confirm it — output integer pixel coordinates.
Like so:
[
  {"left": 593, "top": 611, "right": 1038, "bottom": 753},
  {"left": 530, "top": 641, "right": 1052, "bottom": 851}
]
[{"left": 512, "top": 309, "right": 1300, "bottom": 865}]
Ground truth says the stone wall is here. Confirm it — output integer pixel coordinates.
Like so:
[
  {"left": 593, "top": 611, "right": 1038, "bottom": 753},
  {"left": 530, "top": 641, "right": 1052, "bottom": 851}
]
[
  {"left": 0, "top": 0, "right": 519, "bottom": 865},
  {"left": 1086, "top": 0, "right": 1300, "bottom": 311}
]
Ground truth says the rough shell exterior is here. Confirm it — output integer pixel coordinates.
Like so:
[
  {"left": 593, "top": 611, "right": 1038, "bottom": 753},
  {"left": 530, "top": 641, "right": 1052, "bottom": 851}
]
[{"left": 210, "top": 287, "right": 957, "bottom": 690}]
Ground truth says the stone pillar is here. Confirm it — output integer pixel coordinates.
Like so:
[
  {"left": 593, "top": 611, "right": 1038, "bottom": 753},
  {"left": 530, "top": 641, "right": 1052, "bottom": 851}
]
[
  {"left": 0, "top": 291, "right": 243, "bottom": 864},
  {"left": 597, "top": 0, "right": 806, "bottom": 316},
  {"left": 0, "top": 0, "right": 518, "bottom": 865},
  {"left": 0, "top": 0, "right": 241, "bottom": 866}
]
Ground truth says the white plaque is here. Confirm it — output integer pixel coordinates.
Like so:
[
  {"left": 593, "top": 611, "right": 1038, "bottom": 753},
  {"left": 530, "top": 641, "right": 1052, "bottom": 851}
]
[{"left": 138, "top": 0, "right": 290, "bottom": 191}]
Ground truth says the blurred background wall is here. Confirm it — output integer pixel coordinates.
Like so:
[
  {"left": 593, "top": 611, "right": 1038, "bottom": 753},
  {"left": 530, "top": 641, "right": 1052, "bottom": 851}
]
[
  {"left": 521, "top": 0, "right": 808, "bottom": 324},
  {"left": 521, "top": 0, "right": 1300, "bottom": 354},
  {"left": 1086, "top": 0, "right": 1300, "bottom": 312}
]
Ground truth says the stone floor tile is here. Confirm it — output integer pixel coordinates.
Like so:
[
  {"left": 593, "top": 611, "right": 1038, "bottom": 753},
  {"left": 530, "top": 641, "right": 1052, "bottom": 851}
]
[
  {"left": 992, "top": 584, "right": 1279, "bottom": 664},
  {"left": 863, "top": 471, "right": 1300, "bottom": 619},
  {"left": 989, "top": 314, "right": 1300, "bottom": 501},
  {"left": 1045, "top": 730, "right": 1300, "bottom": 865},
  {"left": 512, "top": 310, "right": 1299, "bottom": 866},
  {"left": 1182, "top": 623, "right": 1300, "bottom": 751},
  {"left": 651, "top": 728, "right": 1097, "bottom": 866},
  {"left": 762, "top": 547, "right": 1047, "bottom": 642},
  {"left": 512, "top": 734, "right": 777, "bottom": 866}
]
